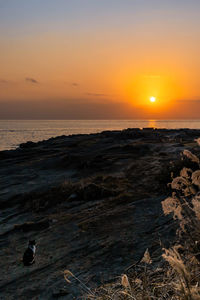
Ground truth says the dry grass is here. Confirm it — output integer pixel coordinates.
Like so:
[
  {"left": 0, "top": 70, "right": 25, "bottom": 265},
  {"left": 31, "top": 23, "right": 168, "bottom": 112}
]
[
  {"left": 21, "top": 175, "right": 127, "bottom": 212},
  {"left": 63, "top": 140, "right": 200, "bottom": 299}
]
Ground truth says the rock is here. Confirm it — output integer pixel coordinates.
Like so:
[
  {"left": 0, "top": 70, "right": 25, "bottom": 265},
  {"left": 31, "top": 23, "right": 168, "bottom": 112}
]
[
  {"left": 52, "top": 289, "right": 69, "bottom": 298},
  {"left": 19, "top": 141, "right": 37, "bottom": 149},
  {"left": 1, "top": 128, "right": 200, "bottom": 299},
  {"left": 67, "top": 193, "right": 77, "bottom": 200},
  {"left": 14, "top": 219, "right": 50, "bottom": 232}
]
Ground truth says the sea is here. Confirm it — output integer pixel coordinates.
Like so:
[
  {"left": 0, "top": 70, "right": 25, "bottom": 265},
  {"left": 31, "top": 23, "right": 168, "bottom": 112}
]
[{"left": 1, "top": 119, "right": 200, "bottom": 151}]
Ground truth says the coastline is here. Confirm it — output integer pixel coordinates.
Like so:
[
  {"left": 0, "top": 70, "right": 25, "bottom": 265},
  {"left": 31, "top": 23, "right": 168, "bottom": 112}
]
[
  {"left": 1, "top": 119, "right": 200, "bottom": 152},
  {"left": 1, "top": 127, "right": 200, "bottom": 299}
]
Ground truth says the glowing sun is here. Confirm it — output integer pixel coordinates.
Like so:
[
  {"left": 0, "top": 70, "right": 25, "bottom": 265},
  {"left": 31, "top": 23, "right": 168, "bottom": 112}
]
[{"left": 150, "top": 96, "right": 156, "bottom": 103}]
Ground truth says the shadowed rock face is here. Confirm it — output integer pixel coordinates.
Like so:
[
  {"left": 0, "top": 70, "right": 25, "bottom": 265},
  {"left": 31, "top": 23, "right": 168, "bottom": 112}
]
[{"left": 0, "top": 128, "right": 200, "bottom": 299}]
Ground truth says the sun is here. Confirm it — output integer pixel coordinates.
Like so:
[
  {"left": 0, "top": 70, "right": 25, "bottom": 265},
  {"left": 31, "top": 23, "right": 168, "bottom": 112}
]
[{"left": 150, "top": 96, "right": 156, "bottom": 103}]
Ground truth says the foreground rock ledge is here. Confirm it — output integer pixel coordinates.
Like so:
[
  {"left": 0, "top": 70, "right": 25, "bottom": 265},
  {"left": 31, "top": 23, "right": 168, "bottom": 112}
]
[{"left": 0, "top": 128, "right": 199, "bottom": 299}]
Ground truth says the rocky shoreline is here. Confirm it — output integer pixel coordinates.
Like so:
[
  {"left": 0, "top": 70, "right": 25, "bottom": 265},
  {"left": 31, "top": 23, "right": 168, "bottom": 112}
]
[{"left": 1, "top": 128, "right": 200, "bottom": 299}]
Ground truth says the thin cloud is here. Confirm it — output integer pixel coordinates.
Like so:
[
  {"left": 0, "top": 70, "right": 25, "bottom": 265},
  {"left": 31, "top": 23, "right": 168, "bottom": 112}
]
[
  {"left": 25, "top": 77, "right": 39, "bottom": 84},
  {"left": 71, "top": 82, "right": 79, "bottom": 87},
  {"left": 176, "top": 99, "right": 200, "bottom": 103},
  {"left": 86, "top": 92, "right": 108, "bottom": 97},
  {"left": 0, "top": 79, "right": 10, "bottom": 84}
]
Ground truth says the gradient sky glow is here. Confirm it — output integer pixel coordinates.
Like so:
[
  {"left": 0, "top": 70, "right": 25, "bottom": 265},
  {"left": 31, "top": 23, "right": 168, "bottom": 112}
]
[{"left": 1, "top": 0, "right": 200, "bottom": 119}]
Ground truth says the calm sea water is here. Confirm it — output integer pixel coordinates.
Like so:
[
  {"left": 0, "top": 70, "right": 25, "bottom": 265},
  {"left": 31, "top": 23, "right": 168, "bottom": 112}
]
[{"left": 1, "top": 119, "right": 200, "bottom": 151}]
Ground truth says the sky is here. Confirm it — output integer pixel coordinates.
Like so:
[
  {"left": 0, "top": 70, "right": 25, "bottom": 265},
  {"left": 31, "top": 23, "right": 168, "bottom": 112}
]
[{"left": 1, "top": 0, "right": 200, "bottom": 119}]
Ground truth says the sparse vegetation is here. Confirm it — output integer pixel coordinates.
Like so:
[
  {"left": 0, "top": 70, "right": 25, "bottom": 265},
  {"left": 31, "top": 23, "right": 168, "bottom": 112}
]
[
  {"left": 21, "top": 175, "right": 126, "bottom": 212},
  {"left": 64, "top": 139, "right": 200, "bottom": 299}
]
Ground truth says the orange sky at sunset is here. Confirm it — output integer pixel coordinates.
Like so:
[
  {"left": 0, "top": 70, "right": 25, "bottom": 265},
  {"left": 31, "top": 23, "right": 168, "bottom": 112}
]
[{"left": 1, "top": 0, "right": 200, "bottom": 119}]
